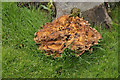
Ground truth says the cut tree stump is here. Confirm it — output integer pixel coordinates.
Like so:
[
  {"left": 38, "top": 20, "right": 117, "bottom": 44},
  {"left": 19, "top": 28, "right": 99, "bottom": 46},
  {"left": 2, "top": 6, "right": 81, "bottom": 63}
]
[{"left": 54, "top": 2, "right": 112, "bottom": 29}]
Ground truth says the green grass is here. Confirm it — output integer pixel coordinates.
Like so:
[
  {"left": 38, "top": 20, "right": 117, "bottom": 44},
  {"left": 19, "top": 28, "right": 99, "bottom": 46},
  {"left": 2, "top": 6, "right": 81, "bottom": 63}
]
[
  {"left": 0, "top": 1, "right": 2, "bottom": 79},
  {"left": 2, "top": 2, "right": 119, "bottom": 78}
]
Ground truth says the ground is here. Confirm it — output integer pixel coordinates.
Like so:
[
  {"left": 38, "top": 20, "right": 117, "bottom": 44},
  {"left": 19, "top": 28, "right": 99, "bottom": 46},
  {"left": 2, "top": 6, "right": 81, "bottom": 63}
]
[{"left": 2, "top": 2, "right": 119, "bottom": 78}]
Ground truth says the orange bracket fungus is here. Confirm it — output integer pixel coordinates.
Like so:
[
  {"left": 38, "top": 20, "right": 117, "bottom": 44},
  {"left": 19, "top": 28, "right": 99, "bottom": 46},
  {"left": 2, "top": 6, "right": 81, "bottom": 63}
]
[{"left": 34, "top": 15, "right": 102, "bottom": 58}]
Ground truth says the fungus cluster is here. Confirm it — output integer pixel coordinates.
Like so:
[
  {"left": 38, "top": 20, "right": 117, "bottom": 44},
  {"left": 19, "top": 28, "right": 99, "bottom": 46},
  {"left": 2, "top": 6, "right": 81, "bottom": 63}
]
[{"left": 34, "top": 15, "right": 102, "bottom": 58}]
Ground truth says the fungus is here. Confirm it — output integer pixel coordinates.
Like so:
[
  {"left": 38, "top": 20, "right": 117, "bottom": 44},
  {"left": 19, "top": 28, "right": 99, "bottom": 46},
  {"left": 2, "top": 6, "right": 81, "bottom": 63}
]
[{"left": 34, "top": 15, "right": 102, "bottom": 58}]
